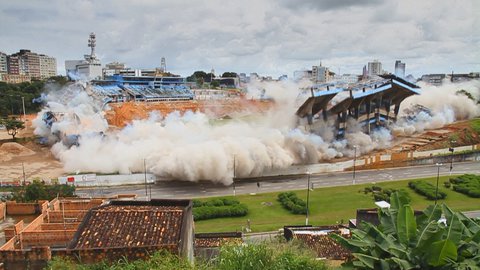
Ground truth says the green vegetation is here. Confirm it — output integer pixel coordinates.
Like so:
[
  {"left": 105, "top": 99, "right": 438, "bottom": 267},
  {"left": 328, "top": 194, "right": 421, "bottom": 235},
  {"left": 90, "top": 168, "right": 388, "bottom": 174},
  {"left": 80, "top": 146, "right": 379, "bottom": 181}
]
[
  {"left": 332, "top": 192, "right": 480, "bottom": 269},
  {"left": 10, "top": 180, "right": 75, "bottom": 202},
  {"left": 450, "top": 174, "right": 480, "bottom": 198},
  {"left": 0, "top": 117, "right": 25, "bottom": 139},
  {"left": 471, "top": 118, "right": 480, "bottom": 134},
  {"left": 46, "top": 240, "right": 327, "bottom": 270},
  {"left": 195, "top": 175, "right": 480, "bottom": 233},
  {"left": 0, "top": 77, "right": 68, "bottom": 117},
  {"left": 277, "top": 192, "right": 307, "bottom": 214},
  {"left": 47, "top": 249, "right": 196, "bottom": 270},
  {"left": 193, "top": 198, "right": 248, "bottom": 221},
  {"left": 363, "top": 185, "right": 410, "bottom": 203},
  {"left": 408, "top": 180, "right": 447, "bottom": 200}
]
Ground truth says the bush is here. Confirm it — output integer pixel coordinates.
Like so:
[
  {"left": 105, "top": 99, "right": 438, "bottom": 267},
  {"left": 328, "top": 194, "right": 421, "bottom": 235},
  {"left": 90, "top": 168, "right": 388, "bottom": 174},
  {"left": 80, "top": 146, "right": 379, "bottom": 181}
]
[
  {"left": 408, "top": 181, "right": 447, "bottom": 200},
  {"left": 449, "top": 174, "right": 480, "bottom": 198},
  {"left": 278, "top": 192, "right": 307, "bottom": 215},
  {"left": 444, "top": 181, "right": 451, "bottom": 188},
  {"left": 193, "top": 198, "right": 240, "bottom": 207},
  {"left": 215, "top": 241, "right": 327, "bottom": 270},
  {"left": 11, "top": 180, "right": 76, "bottom": 202},
  {"left": 193, "top": 204, "right": 248, "bottom": 221},
  {"left": 363, "top": 185, "right": 408, "bottom": 203}
]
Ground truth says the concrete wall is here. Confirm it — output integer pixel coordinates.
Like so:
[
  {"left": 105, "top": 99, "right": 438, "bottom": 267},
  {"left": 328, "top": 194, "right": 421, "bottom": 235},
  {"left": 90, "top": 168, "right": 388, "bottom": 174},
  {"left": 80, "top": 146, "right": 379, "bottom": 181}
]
[{"left": 58, "top": 173, "right": 156, "bottom": 187}]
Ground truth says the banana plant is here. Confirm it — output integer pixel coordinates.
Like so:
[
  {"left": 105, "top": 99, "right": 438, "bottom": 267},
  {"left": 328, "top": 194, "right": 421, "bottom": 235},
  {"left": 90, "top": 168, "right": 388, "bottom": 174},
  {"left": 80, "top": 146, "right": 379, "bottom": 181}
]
[{"left": 331, "top": 192, "right": 480, "bottom": 269}]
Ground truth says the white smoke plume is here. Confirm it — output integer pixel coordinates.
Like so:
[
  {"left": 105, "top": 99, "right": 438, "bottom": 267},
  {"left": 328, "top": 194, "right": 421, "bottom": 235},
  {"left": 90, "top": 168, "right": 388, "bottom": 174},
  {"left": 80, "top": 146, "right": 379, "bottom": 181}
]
[
  {"left": 393, "top": 80, "right": 480, "bottom": 135},
  {"left": 32, "top": 79, "right": 480, "bottom": 185}
]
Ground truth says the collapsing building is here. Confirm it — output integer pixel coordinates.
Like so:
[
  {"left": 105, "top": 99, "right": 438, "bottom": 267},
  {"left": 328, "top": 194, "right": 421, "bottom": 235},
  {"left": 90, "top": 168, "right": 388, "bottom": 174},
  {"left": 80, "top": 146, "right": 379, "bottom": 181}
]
[{"left": 296, "top": 75, "right": 420, "bottom": 135}]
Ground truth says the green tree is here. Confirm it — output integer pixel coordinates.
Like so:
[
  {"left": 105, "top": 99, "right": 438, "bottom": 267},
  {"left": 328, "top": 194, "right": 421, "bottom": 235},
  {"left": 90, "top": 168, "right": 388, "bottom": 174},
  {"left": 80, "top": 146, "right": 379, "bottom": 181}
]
[
  {"left": 210, "top": 80, "right": 220, "bottom": 88},
  {"left": 221, "top": 72, "right": 237, "bottom": 78},
  {"left": 1, "top": 118, "right": 25, "bottom": 139},
  {"left": 332, "top": 192, "right": 480, "bottom": 269}
]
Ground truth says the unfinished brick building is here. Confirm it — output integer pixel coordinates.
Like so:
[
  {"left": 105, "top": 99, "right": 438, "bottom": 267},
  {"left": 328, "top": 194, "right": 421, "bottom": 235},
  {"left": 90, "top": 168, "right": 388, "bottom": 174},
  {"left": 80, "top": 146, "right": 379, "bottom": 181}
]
[{"left": 0, "top": 198, "right": 194, "bottom": 270}]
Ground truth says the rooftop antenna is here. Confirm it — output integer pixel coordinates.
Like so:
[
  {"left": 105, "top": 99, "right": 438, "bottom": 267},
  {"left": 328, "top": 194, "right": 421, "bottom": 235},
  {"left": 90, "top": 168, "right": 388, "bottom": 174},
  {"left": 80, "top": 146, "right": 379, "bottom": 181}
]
[{"left": 88, "top": 32, "right": 96, "bottom": 59}]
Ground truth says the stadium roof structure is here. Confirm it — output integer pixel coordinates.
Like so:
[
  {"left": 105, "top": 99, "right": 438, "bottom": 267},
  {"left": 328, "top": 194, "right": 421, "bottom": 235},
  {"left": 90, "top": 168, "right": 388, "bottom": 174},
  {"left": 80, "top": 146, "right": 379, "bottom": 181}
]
[{"left": 296, "top": 75, "right": 420, "bottom": 134}]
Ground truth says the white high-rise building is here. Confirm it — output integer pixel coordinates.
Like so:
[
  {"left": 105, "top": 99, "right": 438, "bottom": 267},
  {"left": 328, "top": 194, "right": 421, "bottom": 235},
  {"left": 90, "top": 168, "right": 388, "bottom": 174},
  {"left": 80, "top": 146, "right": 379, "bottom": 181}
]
[
  {"left": 394, "top": 60, "right": 406, "bottom": 78},
  {"left": 65, "top": 32, "right": 102, "bottom": 80},
  {"left": 368, "top": 60, "right": 383, "bottom": 76},
  {"left": 0, "top": 52, "right": 7, "bottom": 74},
  {"left": 39, "top": 54, "right": 57, "bottom": 79}
]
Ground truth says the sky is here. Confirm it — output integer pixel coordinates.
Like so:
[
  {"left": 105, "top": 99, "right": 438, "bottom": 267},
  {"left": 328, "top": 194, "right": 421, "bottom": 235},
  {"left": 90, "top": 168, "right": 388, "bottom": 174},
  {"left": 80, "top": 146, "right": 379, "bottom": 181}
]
[{"left": 0, "top": 0, "right": 478, "bottom": 78}]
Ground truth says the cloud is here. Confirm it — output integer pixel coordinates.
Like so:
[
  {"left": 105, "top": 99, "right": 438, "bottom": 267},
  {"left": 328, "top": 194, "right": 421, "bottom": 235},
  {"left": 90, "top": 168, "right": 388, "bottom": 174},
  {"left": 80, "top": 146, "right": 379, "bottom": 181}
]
[{"left": 0, "top": 0, "right": 477, "bottom": 77}]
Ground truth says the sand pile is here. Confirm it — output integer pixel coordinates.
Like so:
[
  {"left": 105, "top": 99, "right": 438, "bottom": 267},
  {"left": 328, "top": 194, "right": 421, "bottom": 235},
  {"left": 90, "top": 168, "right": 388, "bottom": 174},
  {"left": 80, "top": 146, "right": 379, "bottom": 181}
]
[
  {"left": 106, "top": 99, "right": 273, "bottom": 127},
  {"left": 0, "top": 142, "right": 36, "bottom": 159}
]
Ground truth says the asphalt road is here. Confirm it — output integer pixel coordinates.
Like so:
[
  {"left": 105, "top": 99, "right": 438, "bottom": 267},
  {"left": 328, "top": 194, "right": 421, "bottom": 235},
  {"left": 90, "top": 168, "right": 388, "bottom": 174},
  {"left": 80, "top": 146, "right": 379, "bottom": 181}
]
[{"left": 76, "top": 161, "right": 480, "bottom": 199}]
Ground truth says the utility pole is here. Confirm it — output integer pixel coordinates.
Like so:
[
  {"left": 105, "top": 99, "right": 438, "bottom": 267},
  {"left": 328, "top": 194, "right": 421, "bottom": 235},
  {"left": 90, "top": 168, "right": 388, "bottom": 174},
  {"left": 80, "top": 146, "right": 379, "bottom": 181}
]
[
  {"left": 435, "top": 163, "right": 442, "bottom": 205},
  {"left": 21, "top": 96, "right": 26, "bottom": 122},
  {"left": 144, "top": 158, "right": 148, "bottom": 199},
  {"left": 305, "top": 171, "right": 311, "bottom": 225},
  {"left": 22, "top": 162, "right": 26, "bottom": 185},
  {"left": 353, "top": 145, "right": 357, "bottom": 185},
  {"left": 449, "top": 140, "right": 456, "bottom": 174},
  {"left": 233, "top": 155, "right": 236, "bottom": 196}
]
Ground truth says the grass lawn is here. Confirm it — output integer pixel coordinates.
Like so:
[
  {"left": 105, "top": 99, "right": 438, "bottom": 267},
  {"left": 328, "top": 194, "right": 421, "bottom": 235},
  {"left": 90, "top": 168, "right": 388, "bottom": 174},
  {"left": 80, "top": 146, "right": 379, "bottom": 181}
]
[{"left": 194, "top": 175, "right": 480, "bottom": 233}]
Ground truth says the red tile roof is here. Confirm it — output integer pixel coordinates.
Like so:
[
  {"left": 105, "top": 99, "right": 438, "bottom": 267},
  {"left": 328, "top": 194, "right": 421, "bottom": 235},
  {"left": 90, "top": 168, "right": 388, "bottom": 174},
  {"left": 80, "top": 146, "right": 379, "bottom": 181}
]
[{"left": 70, "top": 204, "right": 185, "bottom": 249}]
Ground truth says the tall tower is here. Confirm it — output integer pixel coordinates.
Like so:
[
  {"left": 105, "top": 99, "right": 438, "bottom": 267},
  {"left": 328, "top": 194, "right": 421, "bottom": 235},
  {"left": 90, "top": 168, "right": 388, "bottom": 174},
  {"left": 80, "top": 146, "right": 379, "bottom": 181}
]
[
  {"left": 394, "top": 60, "right": 406, "bottom": 78},
  {"left": 88, "top": 32, "right": 97, "bottom": 60},
  {"left": 160, "top": 57, "right": 166, "bottom": 73}
]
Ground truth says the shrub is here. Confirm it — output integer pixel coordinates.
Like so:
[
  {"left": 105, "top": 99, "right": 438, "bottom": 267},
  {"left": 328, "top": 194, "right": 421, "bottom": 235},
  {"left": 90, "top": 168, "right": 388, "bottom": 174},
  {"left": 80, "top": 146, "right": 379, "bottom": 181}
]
[
  {"left": 193, "top": 204, "right": 248, "bottom": 221},
  {"left": 444, "top": 181, "right": 451, "bottom": 188},
  {"left": 215, "top": 241, "right": 327, "bottom": 270},
  {"left": 449, "top": 174, "right": 480, "bottom": 198},
  {"left": 408, "top": 180, "right": 447, "bottom": 200},
  {"left": 277, "top": 192, "right": 307, "bottom": 215}
]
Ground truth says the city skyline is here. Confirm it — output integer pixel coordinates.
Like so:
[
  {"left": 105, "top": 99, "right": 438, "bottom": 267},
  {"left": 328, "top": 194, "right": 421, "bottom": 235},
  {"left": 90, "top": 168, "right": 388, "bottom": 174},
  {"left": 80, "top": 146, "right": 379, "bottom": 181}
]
[{"left": 0, "top": 0, "right": 478, "bottom": 78}]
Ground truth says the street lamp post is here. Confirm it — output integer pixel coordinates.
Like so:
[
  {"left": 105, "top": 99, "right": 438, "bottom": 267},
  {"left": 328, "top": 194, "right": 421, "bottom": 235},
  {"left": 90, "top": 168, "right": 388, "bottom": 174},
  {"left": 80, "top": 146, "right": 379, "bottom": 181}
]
[
  {"left": 21, "top": 96, "right": 26, "bottom": 122},
  {"left": 353, "top": 146, "right": 357, "bottom": 185},
  {"left": 233, "top": 155, "right": 236, "bottom": 196},
  {"left": 305, "top": 171, "right": 311, "bottom": 225},
  {"left": 449, "top": 140, "right": 456, "bottom": 173},
  {"left": 435, "top": 163, "right": 442, "bottom": 205},
  {"left": 143, "top": 158, "right": 148, "bottom": 200}
]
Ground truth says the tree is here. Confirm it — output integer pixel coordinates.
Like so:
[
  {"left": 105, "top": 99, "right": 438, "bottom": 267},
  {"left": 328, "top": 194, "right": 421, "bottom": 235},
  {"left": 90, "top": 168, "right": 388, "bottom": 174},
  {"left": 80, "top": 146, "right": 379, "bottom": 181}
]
[
  {"left": 211, "top": 80, "right": 220, "bottom": 88},
  {"left": 1, "top": 118, "right": 25, "bottom": 140},
  {"left": 332, "top": 192, "right": 480, "bottom": 269},
  {"left": 221, "top": 72, "right": 238, "bottom": 78}
]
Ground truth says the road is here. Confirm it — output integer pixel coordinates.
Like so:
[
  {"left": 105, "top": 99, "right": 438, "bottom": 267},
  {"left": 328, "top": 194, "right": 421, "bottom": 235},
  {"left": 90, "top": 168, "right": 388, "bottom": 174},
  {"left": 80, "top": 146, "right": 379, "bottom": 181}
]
[{"left": 76, "top": 161, "right": 480, "bottom": 199}]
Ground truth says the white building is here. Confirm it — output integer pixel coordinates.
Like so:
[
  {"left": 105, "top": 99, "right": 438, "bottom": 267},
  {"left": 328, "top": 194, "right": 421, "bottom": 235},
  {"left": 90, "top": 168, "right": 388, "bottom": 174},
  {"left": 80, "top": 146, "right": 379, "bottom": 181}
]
[
  {"left": 334, "top": 74, "right": 360, "bottom": 84},
  {"left": 39, "top": 54, "right": 57, "bottom": 79},
  {"left": 368, "top": 60, "right": 383, "bottom": 76},
  {"left": 0, "top": 52, "right": 7, "bottom": 74},
  {"left": 394, "top": 60, "right": 406, "bottom": 78},
  {"left": 65, "top": 33, "right": 102, "bottom": 80}
]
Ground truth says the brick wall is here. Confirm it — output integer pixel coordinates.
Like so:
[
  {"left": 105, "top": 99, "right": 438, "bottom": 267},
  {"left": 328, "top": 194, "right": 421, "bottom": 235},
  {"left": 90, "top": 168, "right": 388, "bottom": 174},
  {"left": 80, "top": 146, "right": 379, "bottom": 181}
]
[
  {"left": 6, "top": 202, "right": 37, "bottom": 215},
  {"left": 0, "top": 202, "right": 5, "bottom": 221},
  {"left": 21, "top": 230, "right": 76, "bottom": 248},
  {"left": 22, "top": 214, "right": 44, "bottom": 232},
  {"left": 40, "top": 223, "right": 79, "bottom": 230},
  {"left": 59, "top": 246, "right": 178, "bottom": 264},
  {"left": 0, "top": 246, "right": 50, "bottom": 270},
  {"left": 47, "top": 210, "right": 88, "bottom": 223}
]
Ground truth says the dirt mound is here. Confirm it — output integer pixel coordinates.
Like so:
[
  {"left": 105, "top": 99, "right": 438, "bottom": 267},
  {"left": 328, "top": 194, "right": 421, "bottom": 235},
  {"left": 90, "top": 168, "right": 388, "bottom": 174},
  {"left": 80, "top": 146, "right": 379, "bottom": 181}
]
[
  {"left": 0, "top": 142, "right": 36, "bottom": 156},
  {"left": 105, "top": 99, "right": 274, "bottom": 127}
]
